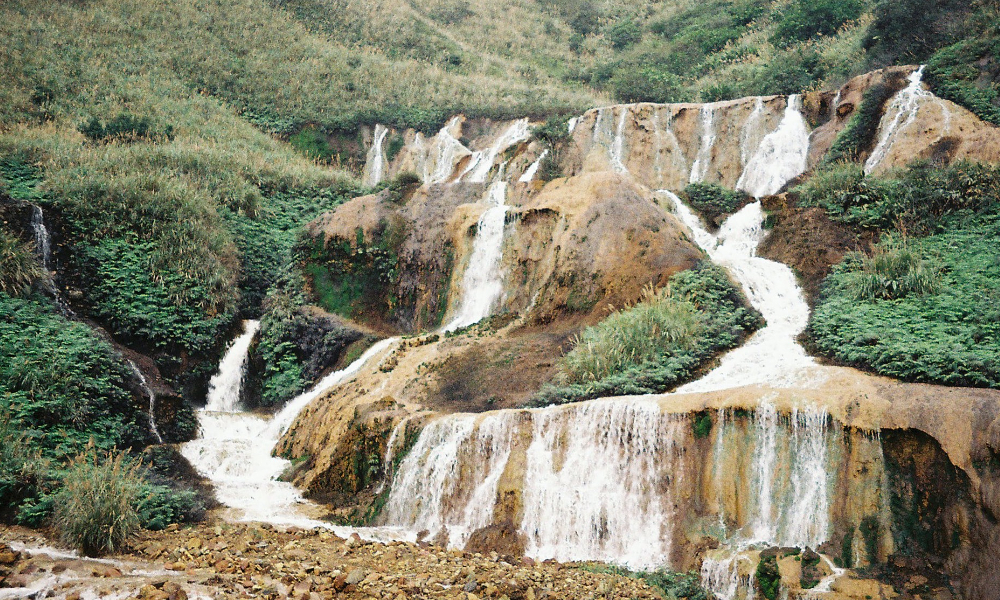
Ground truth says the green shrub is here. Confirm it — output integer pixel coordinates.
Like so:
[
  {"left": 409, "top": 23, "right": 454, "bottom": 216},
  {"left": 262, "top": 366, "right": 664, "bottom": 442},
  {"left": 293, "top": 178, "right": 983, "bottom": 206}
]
[
  {"left": 289, "top": 127, "right": 334, "bottom": 162},
  {"left": 386, "top": 171, "right": 421, "bottom": 203},
  {"left": 137, "top": 484, "right": 204, "bottom": 530},
  {"left": 926, "top": 23, "right": 1000, "bottom": 126},
  {"left": 0, "top": 411, "right": 51, "bottom": 523},
  {"left": 771, "top": 0, "right": 864, "bottom": 47},
  {"left": 824, "top": 82, "right": 902, "bottom": 165},
  {"left": 682, "top": 183, "right": 750, "bottom": 228},
  {"left": 606, "top": 20, "right": 642, "bottom": 50},
  {"left": 842, "top": 237, "right": 940, "bottom": 301},
  {"left": 533, "top": 116, "right": 570, "bottom": 147},
  {"left": 0, "top": 229, "right": 42, "bottom": 296},
  {"left": 80, "top": 113, "right": 174, "bottom": 144},
  {"left": 863, "top": 0, "right": 969, "bottom": 63},
  {"left": 533, "top": 262, "right": 763, "bottom": 405},
  {"left": 610, "top": 68, "right": 683, "bottom": 104},
  {"left": 755, "top": 554, "right": 781, "bottom": 600},
  {"left": 53, "top": 448, "right": 143, "bottom": 556}
]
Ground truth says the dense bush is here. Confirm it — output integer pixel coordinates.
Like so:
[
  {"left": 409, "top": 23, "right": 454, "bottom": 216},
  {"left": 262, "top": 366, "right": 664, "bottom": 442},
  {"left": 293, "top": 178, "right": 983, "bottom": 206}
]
[
  {"left": 863, "top": 0, "right": 969, "bottom": 63},
  {"left": 80, "top": 113, "right": 174, "bottom": 144},
  {"left": 809, "top": 220, "right": 1000, "bottom": 388},
  {"left": 796, "top": 161, "right": 1000, "bottom": 235},
  {"left": 770, "top": 0, "right": 864, "bottom": 47},
  {"left": 533, "top": 262, "right": 763, "bottom": 405},
  {"left": 682, "top": 183, "right": 751, "bottom": 228},
  {"left": 926, "top": 19, "right": 1000, "bottom": 127},
  {"left": 53, "top": 448, "right": 143, "bottom": 556},
  {"left": 841, "top": 237, "right": 939, "bottom": 301},
  {"left": 606, "top": 20, "right": 642, "bottom": 50}
]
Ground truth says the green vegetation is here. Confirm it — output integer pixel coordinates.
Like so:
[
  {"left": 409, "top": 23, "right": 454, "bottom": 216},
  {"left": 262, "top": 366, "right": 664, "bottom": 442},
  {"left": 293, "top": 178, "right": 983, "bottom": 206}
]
[
  {"left": 841, "top": 236, "right": 940, "bottom": 301},
  {"left": 533, "top": 263, "right": 763, "bottom": 405},
  {"left": 755, "top": 554, "right": 781, "bottom": 600},
  {"left": 80, "top": 112, "right": 174, "bottom": 144},
  {"left": 0, "top": 229, "right": 42, "bottom": 296},
  {"left": 681, "top": 183, "right": 751, "bottom": 228},
  {"left": 823, "top": 80, "right": 903, "bottom": 165},
  {"left": 925, "top": 8, "right": 1000, "bottom": 127},
  {"left": 578, "top": 564, "right": 711, "bottom": 600},
  {"left": 771, "top": 0, "right": 865, "bottom": 48},
  {"left": 53, "top": 448, "right": 143, "bottom": 556}
]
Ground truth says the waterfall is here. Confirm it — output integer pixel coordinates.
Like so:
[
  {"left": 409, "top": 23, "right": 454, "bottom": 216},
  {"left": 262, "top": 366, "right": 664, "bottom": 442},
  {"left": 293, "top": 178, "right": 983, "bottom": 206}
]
[
  {"left": 520, "top": 399, "right": 683, "bottom": 569},
  {"left": 375, "top": 418, "right": 409, "bottom": 494},
  {"left": 459, "top": 119, "right": 531, "bottom": 183},
  {"left": 381, "top": 412, "right": 517, "bottom": 548},
  {"left": 736, "top": 95, "right": 810, "bottom": 198},
  {"left": 421, "top": 117, "right": 469, "bottom": 184},
  {"left": 181, "top": 337, "right": 399, "bottom": 525},
  {"left": 519, "top": 149, "right": 549, "bottom": 183},
  {"left": 609, "top": 109, "right": 629, "bottom": 174},
  {"left": 864, "top": 66, "right": 930, "bottom": 174},
  {"left": 442, "top": 177, "right": 510, "bottom": 331},
  {"left": 127, "top": 360, "right": 163, "bottom": 444},
  {"left": 568, "top": 117, "right": 581, "bottom": 135},
  {"left": 205, "top": 320, "right": 260, "bottom": 412},
  {"left": 689, "top": 104, "right": 717, "bottom": 183},
  {"left": 661, "top": 192, "right": 816, "bottom": 392},
  {"left": 365, "top": 125, "right": 389, "bottom": 187},
  {"left": 740, "top": 98, "right": 767, "bottom": 167},
  {"left": 29, "top": 205, "right": 51, "bottom": 271}
]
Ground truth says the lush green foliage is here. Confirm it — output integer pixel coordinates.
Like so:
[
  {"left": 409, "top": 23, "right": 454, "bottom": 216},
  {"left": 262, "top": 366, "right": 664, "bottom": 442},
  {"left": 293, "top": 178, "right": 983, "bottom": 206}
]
[
  {"left": 137, "top": 484, "right": 204, "bottom": 531},
  {"left": 0, "top": 294, "right": 150, "bottom": 458},
  {"left": 578, "top": 564, "right": 710, "bottom": 600},
  {"left": 0, "top": 229, "right": 42, "bottom": 296},
  {"left": 53, "top": 448, "right": 143, "bottom": 556},
  {"left": 80, "top": 112, "right": 174, "bottom": 144},
  {"left": 925, "top": 10, "right": 1000, "bottom": 127},
  {"left": 863, "top": 0, "right": 970, "bottom": 63},
  {"left": 533, "top": 263, "right": 763, "bottom": 405},
  {"left": 771, "top": 0, "right": 864, "bottom": 47},
  {"left": 755, "top": 555, "right": 781, "bottom": 600},
  {"left": 810, "top": 220, "right": 1000, "bottom": 388},
  {"left": 682, "top": 183, "right": 751, "bottom": 228},
  {"left": 252, "top": 272, "right": 310, "bottom": 407},
  {"left": 841, "top": 237, "right": 939, "bottom": 301},
  {"left": 823, "top": 81, "right": 901, "bottom": 164},
  {"left": 796, "top": 161, "right": 1000, "bottom": 235}
]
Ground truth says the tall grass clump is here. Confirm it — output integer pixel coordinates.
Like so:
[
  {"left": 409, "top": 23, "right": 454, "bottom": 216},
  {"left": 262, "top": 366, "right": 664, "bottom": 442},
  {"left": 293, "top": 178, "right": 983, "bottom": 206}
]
[
  {"left": 0, "top": 229, "right": 42, "bottom": 296},
  {"left": 843, "top": 237, "right": 939, "bottom": 300},
  {"left": 53, "top": 447, "right": 144, "bottom": 556},
  {"left": 562, "top": 285, "right": 703, "bottom": 384}
]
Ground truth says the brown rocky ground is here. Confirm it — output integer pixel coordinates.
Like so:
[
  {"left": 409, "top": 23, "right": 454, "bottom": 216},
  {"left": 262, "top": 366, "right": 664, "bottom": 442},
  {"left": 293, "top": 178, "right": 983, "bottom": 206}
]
[{"left": 0, "top": 521, "right": 657, "bottom": 600}]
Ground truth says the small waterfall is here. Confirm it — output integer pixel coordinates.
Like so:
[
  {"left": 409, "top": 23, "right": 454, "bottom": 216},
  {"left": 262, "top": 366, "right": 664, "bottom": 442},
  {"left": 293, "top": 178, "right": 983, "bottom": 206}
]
[
  {"left": 700, "top": 552, "right": 756, "bottom": 600},
  {"left": 381, "top": 412, "right": 517, "bottom": 548},
  {"left": 519, "top": 149, "right": 549, "bottom": 183},
  {"left": 662, "top": 192, "right": 815, "bottom": 392},
  {"left": 567, "top": 117, "right": 581, "bottom": 135},
  {"left": 736, "top": 95, "right": 810, "bottom": 198},
  {"left": 29, "top": 205, "right": 51, "bottom": 271},
  {"left": 689, "top": 104, "right": 717, "bottom": 183},
  {"left": 205, "top": 320, "right": 260, "bottom": 412},
  {"left": 609, "top": 109, "right": 629, "bottom": 174},
  {"left": 864, "top": 66, "right": 930, "bottom": 174},
  {"left": 365, "top": 125, "right": 390, "bottom": 187},
  {"left": 459, "top": 119, "right": 531, "bottom": 183},
  {"left": 740, "top": 98, "right": 767, "bottom": 167},
  {"left": 421, "top": 117, "right": 469, "bottom": 184},
  {"left": 127, "top": 360, "right": 163, "bottom": 444},
  {"left": 181, "top": 337, "right": 399, "bottom": 525},
  {"left": 520, "top": 399, "right": 684, "bottom": 569},
  {"left": 443, "top": 177, "right": 510, "bottom": 331},
  {"left": 375, "top": 418, "right": 409, "bottom": 494}
]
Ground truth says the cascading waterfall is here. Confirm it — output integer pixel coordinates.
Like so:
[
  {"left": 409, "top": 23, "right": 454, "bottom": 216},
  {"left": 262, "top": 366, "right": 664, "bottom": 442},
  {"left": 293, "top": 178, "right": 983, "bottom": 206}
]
[
  {"left": 443, "top": 175, "right": 510, "bottom": 331},
  {"left": 519, "top": 149, "right": 549, "bottom": 183},
  {"left": 181, "top": 336, "right": 399, "bottom": 525},
  {"left": 740, "top": 98, "right": 766, "bottom": 167},
  {"left": 365, "top": 125, "right": 390, "bottom": 187},
  {"left": 689, "top": 104, "right": 717, "bottom": 183},
  {"left": 736, "top": 95, "right": 810, "bottom": 198},
  {"left": 127, "top": 360, "right": 163, "bottom": 444},
  {"left": 30, "top": 205, "right": 51, "bottom": 270},
  {"left": 609, "top": 109, "right": 629, "bottom": 174},
  {"left": 864, "top": 66, "right": 930, "bottom": 174},
  {"left": 459, "top": 119, "right": 530, "bottom": 183},
  {"left": 205, "top": 320, "right": 260, "bottom": 412},
  {"left": 567, "top": 116, "right": 581, "bottom": 135},
  {"left": 418, "top": 117, "right": 468, "bottom": 184}
]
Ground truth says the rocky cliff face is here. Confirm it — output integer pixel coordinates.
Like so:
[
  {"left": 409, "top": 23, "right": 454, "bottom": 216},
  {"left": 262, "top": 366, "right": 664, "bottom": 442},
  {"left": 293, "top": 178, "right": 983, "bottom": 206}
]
[{"left": 276, "top": 65, "right": 1000, "bottom": 600}]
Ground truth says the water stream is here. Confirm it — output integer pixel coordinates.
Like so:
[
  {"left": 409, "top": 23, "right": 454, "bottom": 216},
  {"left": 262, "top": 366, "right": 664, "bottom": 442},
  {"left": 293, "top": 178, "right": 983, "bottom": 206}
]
[
  {"left": 127, "top": 360, "right": 163, "bottom": 445},
  {"left": 459, "top": 119, "right": 530, "bottom": 183},
  {"left": 365, "top": 124, "right": 389, "bottom": 187},
  {"left": 865, "top": 66, "right": 929, "bottom": 174}
]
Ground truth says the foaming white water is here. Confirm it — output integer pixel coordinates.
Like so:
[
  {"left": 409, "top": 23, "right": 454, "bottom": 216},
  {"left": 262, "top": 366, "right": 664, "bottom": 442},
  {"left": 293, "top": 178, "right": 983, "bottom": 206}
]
[
  {"left": 750, "top": 400, "right": 779, "bottom": 543},
  {"left": 460, "top": 119, "right": 530, "bottom": 183},
  {"left": 520, "top": 399, "right": 683, "bottom": 569},
  {"left": 416, "top": 117, "right": 469, "bottom": 184},
  {"left": 865, "top": 66, "right": 929, "bottom": 174},
  {"left": 181, "top": 337, "right": 399, "bottom": 525},
  {"left": 381, "top": 412, "right": 517, "bottom": 548},
  {"left": 443, "top": 178, "right": 510, "bottom": 331},
  {"left": 700, "top": 551, "right": 756, "bottom": 600},
  {"left": 663, "top": 192, "right": 816, "bottom": 392},
  {"left": 737, "top": 95, "right": 810, "bottom": 197},
  {"left": 519, "top": 149, "right": 549, "bottom": 182},
  {"left": 568, "top": 116, "right": 581, "bottom": 134},
  {"left": 30, "top": 204, "right": 51, "bottom": 270},
  {"left": 205, "top": 320, "right": 260, "bottom": 412},
  {"left": 365, "top": 124, "right": 389, "bottom": 187},
  {"left": 689, "top": 104, "right": 717, "bottom": 183}
]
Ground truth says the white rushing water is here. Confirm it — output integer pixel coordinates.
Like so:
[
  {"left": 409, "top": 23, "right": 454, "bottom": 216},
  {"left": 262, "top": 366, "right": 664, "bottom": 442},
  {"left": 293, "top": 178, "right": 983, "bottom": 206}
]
[
  {"left": 30, "top": 204, "right": 51, "bottom": 270},
  {"left": 865, "top": 66, "right": 930, "bottom": 174},
  {"left": 181, "top": 337, "right": 400, "bottom": 526},
  {"left": 609, "top": 109, "right": 629, "bottom": 174},
  {"left": 365, "top": 124, "right": 390, "bottom": 187},
  {"left": 736, "top": 95, "right": 810, "bottom": 198},
  {"left": 663, "top": 192, "right": 816, "bottom": 392},
  {"left": 459, "top": 119, "right": 531, "bottom": 183},
  {"left": 417, "top": 117, "right": 469, "bottom": 184},
  {"left": 205, "top": 320, "right": 260, "bottom": 412},
  {"left": 689, "top": 104, "right": 718, "bottom": 183},
  {"left": 442, "top": 178, "right": 510, "bottom": 331},
  {"left": 519, "top": 149, "right": 549, "bottom": 183}
]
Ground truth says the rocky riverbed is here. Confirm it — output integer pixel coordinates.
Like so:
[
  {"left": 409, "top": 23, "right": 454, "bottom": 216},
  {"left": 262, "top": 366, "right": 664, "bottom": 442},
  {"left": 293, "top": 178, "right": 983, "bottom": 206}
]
[{"left": 0, "top": 520, "right": 658, "bottom": 600}]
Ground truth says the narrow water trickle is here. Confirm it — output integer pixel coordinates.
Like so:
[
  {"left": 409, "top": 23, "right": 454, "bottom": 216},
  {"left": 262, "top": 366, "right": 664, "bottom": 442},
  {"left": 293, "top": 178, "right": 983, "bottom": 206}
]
[
  {"left": 519, "top": 149, "right": 549, "bottom": 183},
  {"left": 205, "top": 320, "right": 260, "bottom": 412},
  {"left": 865, "top": 66, "right": 929, "bottom": 174},
  {"left": 128, "top": 360, "right": 163, "bottom": 444},
  {"left": 365, "top": 124, "right": 389, "bottom": 187},
  {"left": 459, "top": 119, "right": 530, "bottom": 183},
  {"left": 609, "top": 109, "right": 629, "bottom": 174},
  {"left": 689, "top": 104, "right": 717, "bottom": 184}
]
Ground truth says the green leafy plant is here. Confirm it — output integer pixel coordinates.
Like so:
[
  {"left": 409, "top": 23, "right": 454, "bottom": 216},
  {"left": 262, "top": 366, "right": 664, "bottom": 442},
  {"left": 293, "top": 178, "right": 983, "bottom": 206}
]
[
  {"left": 682, "top": 183, "right": 751, "bottom": 228},
  {"left": 80, "top": 113, "right": 174, "bottom": 144},
  {"left": 842, "top": 237, "right": 940, "bottom": 301},
  {"left": 0, "top": 229, "right": 42, "bottom": 296}
]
